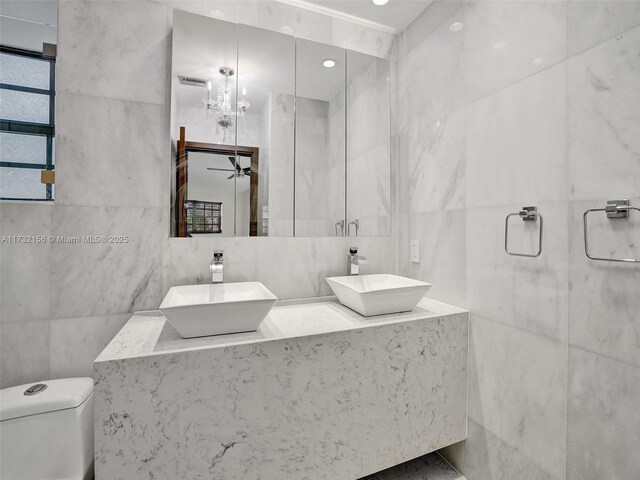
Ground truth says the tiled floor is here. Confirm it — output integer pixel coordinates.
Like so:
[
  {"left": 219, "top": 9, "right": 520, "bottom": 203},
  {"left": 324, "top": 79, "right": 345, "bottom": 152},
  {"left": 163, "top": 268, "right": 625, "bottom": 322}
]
[{"left": 361, "top": 453, "right": 466, "bottom": 480}]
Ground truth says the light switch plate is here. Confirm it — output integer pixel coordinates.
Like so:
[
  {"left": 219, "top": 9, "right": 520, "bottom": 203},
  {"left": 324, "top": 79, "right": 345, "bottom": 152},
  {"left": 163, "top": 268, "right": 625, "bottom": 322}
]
[{"left": 410, "top": 240, "right": 420, "bottom": 263}]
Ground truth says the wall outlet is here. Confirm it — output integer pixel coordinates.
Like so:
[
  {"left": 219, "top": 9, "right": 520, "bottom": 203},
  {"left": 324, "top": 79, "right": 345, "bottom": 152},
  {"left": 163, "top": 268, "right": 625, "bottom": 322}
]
[{"left": 410, "top": 240, "right": 420, "bottom": 263}]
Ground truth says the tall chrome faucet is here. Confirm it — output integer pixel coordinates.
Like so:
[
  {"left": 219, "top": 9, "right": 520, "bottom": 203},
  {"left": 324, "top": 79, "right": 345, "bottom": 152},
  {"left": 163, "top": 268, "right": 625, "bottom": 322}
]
[
  {"left": 347, "top": 247, "right": 368, "bottom": 276},
  {"left": 210, "top": 251, "right": 224, "bottom": 283}
]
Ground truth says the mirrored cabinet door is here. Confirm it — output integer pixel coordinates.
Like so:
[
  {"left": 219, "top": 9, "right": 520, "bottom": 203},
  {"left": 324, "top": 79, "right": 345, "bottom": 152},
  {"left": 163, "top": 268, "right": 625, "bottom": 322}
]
[
  {"left": 346, "top": 50, "right": 391, "bottom": 237},
  {"left": 237, "top": 25, "right": 295, "bottom": 237},
  {"left": 171, "top": 11, "right": 239, "bottom": 237},
  {"left": 294, "top": 39, "right": 346, "bottom": 237}
]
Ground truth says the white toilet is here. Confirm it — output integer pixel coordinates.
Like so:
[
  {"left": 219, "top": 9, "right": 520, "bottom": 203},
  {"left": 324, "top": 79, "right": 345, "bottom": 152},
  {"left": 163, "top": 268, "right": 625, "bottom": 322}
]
[{"left": 0, "top": 377, "right": 94, "bottom": 480}]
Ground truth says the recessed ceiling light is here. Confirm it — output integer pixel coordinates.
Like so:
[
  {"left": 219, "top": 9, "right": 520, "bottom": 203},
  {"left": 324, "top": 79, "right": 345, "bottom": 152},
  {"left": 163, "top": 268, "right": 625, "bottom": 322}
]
[
  {"left": 449, "top": 22, "right": 464, "bottom": 32},
  {"left": 280, "top": 25, "right": 294, "bottom": 35},
  {"left": 373, "top": 0, "right": 389, "bottom": 5},
  {"left": 323, "top": 58, "right": 336, "bottom": 68}
]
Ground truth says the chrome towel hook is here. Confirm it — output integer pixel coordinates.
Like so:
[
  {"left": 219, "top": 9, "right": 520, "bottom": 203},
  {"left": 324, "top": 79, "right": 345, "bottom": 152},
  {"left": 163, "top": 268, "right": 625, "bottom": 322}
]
[
  {"left": 583, "top": 199, "right": 640, "bottom": 263},
  {"left": 504, "top": 206, "right": 543, "bottom": 257}
]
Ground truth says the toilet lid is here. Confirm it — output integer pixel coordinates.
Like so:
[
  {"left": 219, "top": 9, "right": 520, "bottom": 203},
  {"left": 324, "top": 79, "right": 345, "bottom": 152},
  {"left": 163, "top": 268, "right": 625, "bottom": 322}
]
[{"left": 0, "top": 377, "right": 93, "bottom": 422}]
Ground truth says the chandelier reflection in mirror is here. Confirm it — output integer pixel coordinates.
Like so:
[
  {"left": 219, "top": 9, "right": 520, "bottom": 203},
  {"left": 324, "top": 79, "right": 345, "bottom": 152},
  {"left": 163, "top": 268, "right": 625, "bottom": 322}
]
[
  {"left": 203, "top": 66, "right": 236, "bottom": 142},
  {"left": 202, "top": 66, "right": 252, "bottom": 142}
]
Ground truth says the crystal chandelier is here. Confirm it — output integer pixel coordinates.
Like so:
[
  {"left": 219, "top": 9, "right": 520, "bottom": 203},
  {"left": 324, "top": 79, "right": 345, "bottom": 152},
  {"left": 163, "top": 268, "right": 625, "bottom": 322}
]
[{"left": 203, "top": 66, "right": 235, "bottom": 142}]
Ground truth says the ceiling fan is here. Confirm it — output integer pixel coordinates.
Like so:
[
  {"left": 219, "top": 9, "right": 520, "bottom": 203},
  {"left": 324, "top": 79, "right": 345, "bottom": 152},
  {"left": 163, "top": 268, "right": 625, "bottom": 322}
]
[{"left": 207, "top": 156, "right": 251, "bottom": 180}]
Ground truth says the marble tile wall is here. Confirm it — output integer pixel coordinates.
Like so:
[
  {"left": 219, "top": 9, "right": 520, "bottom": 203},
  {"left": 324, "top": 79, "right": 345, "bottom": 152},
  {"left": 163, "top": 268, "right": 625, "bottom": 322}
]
[
  {"left": 0, "top": 0, "right": 396, "bottom": 389},
  {"left": 397, "top": 1, "right": 640, "bottom": 479}
]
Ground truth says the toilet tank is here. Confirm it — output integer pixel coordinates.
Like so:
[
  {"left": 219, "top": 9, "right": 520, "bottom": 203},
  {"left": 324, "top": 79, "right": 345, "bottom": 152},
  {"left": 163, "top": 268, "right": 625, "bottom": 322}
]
[{"left": 0, "top": 378, "right": 94, "bottom": 480}]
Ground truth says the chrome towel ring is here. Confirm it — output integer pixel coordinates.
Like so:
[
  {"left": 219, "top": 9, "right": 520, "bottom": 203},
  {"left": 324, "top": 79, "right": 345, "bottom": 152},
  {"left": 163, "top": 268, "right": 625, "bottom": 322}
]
[
  {"left": 504, "top": 206, "right": 543, "bottom": 258},
  {"left": 583, "top": 199, "right": 640, "bottom": 263}
]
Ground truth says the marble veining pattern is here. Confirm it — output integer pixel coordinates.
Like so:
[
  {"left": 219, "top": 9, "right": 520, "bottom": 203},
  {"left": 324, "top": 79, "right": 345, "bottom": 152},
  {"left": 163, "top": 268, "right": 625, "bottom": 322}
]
[
  {"left": 463, "top": 0, "right": 566, "bottom": 102},
  {"left": 568, "top": 197, "right": 640, "bottom": 367},
  {"left": 50, "top": 206, "right": 162, "bottom": 318},
  {"left": 567, "top": 25, "right": 640, "bottom": 201},
  {"left": 55, "top": 93, "right": 166, "bottom": 208},
  {"left": 57, "top": 0, "right": 170, "bottom": 104},
  {"left": 95, "top": 298, "right": 469, "bottom": 479},
  {"left": 567, "top": 0, "right": 640, "bottom": 55}
]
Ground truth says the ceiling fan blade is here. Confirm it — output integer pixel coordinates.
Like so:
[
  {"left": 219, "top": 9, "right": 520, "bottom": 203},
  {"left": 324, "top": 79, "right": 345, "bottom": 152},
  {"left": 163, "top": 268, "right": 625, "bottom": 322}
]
[
  {"left": 207, "top": 167, "right": 233, "bottom": 172},
  {"left": 228, "top": 156, "right": 236, "bottom": 167},
  {"left": 227, "top": 174, "right": 235, "bottom": 180}
]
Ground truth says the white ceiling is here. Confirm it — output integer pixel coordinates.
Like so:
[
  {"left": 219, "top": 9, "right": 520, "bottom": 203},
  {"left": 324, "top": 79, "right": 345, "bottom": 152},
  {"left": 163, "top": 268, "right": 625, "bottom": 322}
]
[{"left": 283, "top": 0, "right": 434, "bottom": 34}]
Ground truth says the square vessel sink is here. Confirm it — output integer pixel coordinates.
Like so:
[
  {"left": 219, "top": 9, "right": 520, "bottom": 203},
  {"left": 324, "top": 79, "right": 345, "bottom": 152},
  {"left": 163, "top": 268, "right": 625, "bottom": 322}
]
[
  {"left": 326, "top": 274, "right": 431, "bottom": 317},
  {"left": 159, "top": 282, "right": 277, "bottom": 338}
]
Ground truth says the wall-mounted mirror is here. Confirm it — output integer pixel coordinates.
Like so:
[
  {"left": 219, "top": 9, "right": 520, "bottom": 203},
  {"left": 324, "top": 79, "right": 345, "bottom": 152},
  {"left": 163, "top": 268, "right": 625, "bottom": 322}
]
[{"left": 170, "top": 10, "right": 390, "bottom": 237}]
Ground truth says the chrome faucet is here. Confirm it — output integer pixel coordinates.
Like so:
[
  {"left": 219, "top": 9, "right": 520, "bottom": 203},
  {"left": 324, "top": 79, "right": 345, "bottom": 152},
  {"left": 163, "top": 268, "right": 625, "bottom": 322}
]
[
  {"left": 347, "top": 219, "right": 359, "bottom": 236},
  {"left": 347, "top": 247, "right": 368, "bottom": 276},
  {"left": 210, "top": 251, "right": 224, "bottom": 283}
]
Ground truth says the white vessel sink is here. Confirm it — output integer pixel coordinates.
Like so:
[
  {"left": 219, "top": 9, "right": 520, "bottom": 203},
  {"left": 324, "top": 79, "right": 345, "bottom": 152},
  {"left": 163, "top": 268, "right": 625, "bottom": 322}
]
[
  {"left": 159, "top": 282, "right": 277, "bottom": 338},
  {"left": 326, "top": 274, "right": 432, "bottom": 317}
]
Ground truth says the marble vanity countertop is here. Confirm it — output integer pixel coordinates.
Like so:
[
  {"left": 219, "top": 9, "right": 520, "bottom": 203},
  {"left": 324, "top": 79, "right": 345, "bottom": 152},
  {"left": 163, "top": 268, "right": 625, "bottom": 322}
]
[{"left": 96, "top": 296, "right": 467, "bottom": 363}]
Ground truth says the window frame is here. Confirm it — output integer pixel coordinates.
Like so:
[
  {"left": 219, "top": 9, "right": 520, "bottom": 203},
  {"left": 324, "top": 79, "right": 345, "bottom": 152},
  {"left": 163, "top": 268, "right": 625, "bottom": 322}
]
[{"left": 0, "top": 45, "right": 56, "bottom": 201}]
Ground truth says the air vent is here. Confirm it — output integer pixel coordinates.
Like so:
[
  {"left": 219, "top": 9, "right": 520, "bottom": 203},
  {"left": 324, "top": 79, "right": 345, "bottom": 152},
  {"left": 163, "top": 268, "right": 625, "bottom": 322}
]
[{"left": 178, "top": 75, "right": 208, "bottom": 87}]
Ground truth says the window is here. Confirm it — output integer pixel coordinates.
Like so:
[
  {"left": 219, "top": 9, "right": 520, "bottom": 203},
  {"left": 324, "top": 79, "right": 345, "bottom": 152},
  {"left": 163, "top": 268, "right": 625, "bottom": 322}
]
[{"left": 0, "top": 46, "right": 55, "bottom": 201}]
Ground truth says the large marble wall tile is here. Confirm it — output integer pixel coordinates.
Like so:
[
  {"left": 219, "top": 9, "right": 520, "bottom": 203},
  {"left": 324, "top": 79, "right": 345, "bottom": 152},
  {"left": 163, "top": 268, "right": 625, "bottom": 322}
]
[
  {"left": 49, "top": 314, "right": 129, "bottom": 379},
  {"left": 567, "top": 0, "right": 640, "bottom": 56},
  {"left": 50, "top": 206, "right": 162, "bottom": 318},
  {"left": 466, "top": 63, "right": 567, "bottom": 209},
  {"left": 463, "top": 420, "right": 557, "bottom": 480},
  {"left": 0, "top": 203, "right": 51, "bottom": 324},
  {"left": 468, "top": 315, "right": 567, "bottom": 479},
  {"left": 399, "top": 8, "right": 465, "bottom": 134},
  {"left": 567, "top": 347, "right": 640, "bottom": 480},
  {"left": 567, "top": 26, "right": 640, "bottom": 201},
  {"left": 409, "top": 107, "right": 465, "bottom": 214},
  {"left": 466, "top": 202, "right": 568, "bottom": 342},
  {"left": 56, "top": 93, "right": 166, "bottom": 208},
  {"left": 401, "top": 210, "right": 467, "bottom": 308},
  {"left": 568, "top": 198, "right": 640, "bottom": 367},
  {"left": 0, "top": 319, "right": 49, "bottom": 389},
  {"left": 57, "top": 0, "right": 169, "bottom": 104},
  {"left": 162, "top": 236, "right": 396, "bottom": 300},
  {"left": 404, "top": 0, "right": 465, "bottom": 55},
  {"left": 463, "top": 0, "right": 566, "bottom": 102}
]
